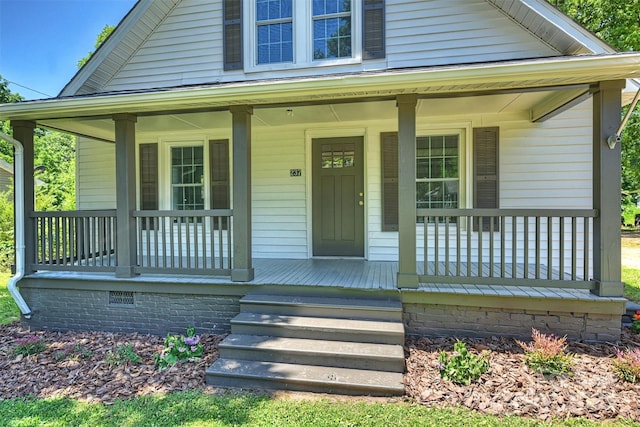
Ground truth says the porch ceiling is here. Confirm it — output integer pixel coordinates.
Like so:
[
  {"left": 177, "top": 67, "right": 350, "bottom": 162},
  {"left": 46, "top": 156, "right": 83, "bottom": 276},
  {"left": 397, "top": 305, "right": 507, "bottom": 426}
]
[{"left": 39, "top": 90, "right": 556, "bottom": 142}]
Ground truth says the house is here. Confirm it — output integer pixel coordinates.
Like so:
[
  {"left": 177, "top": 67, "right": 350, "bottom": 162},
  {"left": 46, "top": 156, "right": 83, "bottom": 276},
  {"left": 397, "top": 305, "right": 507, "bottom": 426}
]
[
  {"left": 1, "top": 0, "right": 639, "bottom": 394},
  {"left": 0, "top": 158, "right": 13, "bottom": 193}
]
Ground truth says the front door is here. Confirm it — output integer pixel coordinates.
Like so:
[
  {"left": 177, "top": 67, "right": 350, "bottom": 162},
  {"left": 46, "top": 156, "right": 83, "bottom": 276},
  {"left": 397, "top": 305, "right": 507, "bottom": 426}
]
[{"left": 312, "top": 137, "right": 364, "bottom": 256}]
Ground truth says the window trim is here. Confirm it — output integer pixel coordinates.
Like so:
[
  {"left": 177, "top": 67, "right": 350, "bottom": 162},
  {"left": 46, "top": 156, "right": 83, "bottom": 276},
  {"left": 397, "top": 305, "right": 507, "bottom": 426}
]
[{"left": 245, "top": 0, "right": 362, "bottom": 73}]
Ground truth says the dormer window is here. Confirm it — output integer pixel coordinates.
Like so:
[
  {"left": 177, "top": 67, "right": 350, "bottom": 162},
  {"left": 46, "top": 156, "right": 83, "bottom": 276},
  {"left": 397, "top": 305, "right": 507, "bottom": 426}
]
[
  {"left": 223, "top": 0, "right": 384, "bottom": 72},
  {"left": 312, "top": 0, "right": 352, "bottom": 60},
  {"left": 256, "top": 0, "right": 293, "bottom": 64}
]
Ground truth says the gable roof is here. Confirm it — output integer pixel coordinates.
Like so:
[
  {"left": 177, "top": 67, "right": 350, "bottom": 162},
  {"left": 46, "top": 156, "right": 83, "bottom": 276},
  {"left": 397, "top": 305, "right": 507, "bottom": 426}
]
[{"left": 59, "top": 0, "right": 617, "bottom": 98}]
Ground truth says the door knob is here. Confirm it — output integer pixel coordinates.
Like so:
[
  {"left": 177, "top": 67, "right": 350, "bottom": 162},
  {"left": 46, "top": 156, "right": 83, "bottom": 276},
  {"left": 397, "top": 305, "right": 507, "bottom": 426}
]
[{"left": 358, "top": 201, "right": 364, "bottom": 206}]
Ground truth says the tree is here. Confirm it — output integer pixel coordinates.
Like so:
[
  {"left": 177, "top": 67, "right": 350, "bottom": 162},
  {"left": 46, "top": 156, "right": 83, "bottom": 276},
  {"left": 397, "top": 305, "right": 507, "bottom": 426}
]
[
  {"left": 0, "top": 75, "right": 24, "bottom": 164},
  {"left": 77, "top": 25, "right": 115, "bottom": 68},
  {"left": 549, "top": 0, "right": 640, "bottom": 192}
]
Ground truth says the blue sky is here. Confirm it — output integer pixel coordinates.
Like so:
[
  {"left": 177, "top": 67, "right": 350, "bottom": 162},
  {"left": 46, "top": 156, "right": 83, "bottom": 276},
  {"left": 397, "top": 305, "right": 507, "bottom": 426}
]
[{"left": 0, "top": 0, "right": 136, "bottom": 100}]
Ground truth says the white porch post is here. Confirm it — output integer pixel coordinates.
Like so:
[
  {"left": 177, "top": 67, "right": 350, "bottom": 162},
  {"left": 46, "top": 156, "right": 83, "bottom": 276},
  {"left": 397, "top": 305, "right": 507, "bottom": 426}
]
[
  {"left": 113, "top": 113, "right": 138, "bottom": 278},
  {"left": 230, "top": 105, "right": 254, "bottom": 282},
  {"left": 11, "top": 120, "right": 36, "bottom": 274},
  {"left": 396, "top": 94, "right": 419, "bottom": 288},
  {"left": 591, "top": 80, "right": 625, "bottom": 296}
]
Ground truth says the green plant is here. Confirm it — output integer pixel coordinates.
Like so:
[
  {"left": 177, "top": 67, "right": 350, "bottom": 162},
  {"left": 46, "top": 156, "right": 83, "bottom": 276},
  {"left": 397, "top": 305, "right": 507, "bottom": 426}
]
[
  {"left": 612, "top": 347, "right": 640, "bottom": 383},
  {"left": 516, "top": 328, "right": 574, "bottom": 376},
  {"left": 54, "top": 343, "right": 93, "bottom": 361},
  {"left": 12, "top": 335, "right": 47, "bottom": 356},
  {"left": 154, "top": 326, "right": 203, "bottom": 371},
  {"left": 106, "top": 343, "right": 141, "bottom": 366},
  {"left": 630, "top": 310, "right": 640, "bottom": 334},
  {"left": 437, "top": 340, "right": 490, "bottom": 385}
]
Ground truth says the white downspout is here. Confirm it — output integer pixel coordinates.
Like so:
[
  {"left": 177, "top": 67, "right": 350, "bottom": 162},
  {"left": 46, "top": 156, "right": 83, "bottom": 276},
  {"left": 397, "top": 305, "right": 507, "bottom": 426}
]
[{"left": 0, "top": 130, "right": 32, "bottom": 318}]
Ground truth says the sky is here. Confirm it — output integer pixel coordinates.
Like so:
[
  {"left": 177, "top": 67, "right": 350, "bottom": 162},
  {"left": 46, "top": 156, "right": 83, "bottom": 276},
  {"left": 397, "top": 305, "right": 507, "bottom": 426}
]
[{"left": 0, "top": 0, "right": 136, "bottom": 100}]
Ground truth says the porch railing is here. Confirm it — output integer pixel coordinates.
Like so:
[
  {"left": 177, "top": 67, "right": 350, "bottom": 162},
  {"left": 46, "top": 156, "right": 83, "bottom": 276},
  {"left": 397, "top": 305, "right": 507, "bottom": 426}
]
[
  {"left": 32, "top": 210, "right": 117, "bottom": 272},
  {"left": 133, "top": 209, "right": 233, "bottom": 275},
  {"left": 417, "top": 208, "right": 597, "bottom": 290}
]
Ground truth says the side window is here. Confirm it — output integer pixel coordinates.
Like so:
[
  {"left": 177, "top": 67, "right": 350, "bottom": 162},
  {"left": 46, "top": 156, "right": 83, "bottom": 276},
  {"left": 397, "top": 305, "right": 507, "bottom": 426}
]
[
  {"left": 256, "top": 0, "right": 293, "bottom": 64},
  {"left": 312, "top": 0, "right": 352, "bottom": 60},
  {"left": 171, "top": 146, "right": 205, "bottom": 211}
]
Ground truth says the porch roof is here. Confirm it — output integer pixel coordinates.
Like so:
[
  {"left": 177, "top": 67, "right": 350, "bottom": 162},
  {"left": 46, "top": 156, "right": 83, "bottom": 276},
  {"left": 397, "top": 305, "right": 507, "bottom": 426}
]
[{"left": 2, "top": 53, "right": 640, "bottom": 125}]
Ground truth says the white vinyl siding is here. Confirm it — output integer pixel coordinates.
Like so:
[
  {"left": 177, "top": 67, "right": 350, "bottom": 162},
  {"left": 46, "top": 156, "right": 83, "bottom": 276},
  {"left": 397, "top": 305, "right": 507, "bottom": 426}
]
[
  {"left": 76, "top": 138, "right": 116, "bottom": 209},
  {"left": 101, "top": 0, "right": 560, "bottom": 93}
]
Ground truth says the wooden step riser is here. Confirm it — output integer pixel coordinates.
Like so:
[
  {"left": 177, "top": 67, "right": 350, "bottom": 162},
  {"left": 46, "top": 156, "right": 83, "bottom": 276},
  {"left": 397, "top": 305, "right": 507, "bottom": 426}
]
[
  {"left": 219, "top": 346, "right": 405, "bottom": 372},
  {"left": 239, "top": 302, "right": 402, "bottom": 322},
  {"left": 230, "top": 323, "right": 404, "bottom": 345}
]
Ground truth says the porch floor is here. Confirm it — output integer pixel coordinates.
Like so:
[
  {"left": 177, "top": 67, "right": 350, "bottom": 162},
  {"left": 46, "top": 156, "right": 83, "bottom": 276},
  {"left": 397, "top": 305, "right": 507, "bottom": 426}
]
[{"left": 26, "top": 258, "right": 621, "bottom": 302}]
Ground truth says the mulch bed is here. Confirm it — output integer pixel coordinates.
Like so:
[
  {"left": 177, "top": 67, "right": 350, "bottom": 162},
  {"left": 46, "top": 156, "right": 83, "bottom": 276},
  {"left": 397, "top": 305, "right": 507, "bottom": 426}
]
[{"left": 1, "top": 322, "right": 639, "bottom": 422}]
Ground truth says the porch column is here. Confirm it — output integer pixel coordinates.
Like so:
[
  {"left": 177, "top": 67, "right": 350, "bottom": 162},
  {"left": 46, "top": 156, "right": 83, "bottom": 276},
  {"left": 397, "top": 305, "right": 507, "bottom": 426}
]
[
  {"left": 11, "top": 120, "right": 36, "bottom": 274},
  {"left": 591, "top": 80, "right": 625, "bottom": 296},
  {"left": 230, "top": 105, "right": 254, "bottom": 282},
  {"left": 113, "top": 114, "right": 138, "bottom": 278},
  {"left": 396, "top": 94, "right": 419, "bottom": 288}
]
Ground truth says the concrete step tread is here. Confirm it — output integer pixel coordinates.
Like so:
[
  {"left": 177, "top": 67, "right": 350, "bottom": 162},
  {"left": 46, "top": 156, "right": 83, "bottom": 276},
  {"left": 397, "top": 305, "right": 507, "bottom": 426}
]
[
  {"left": 231, "top": 312, "right": 405, "bottom": 335},
  {"left": 207, "top": 358, "right": 405, "bottom": 393},
  {"left": 241, "top": 294, "right": 402, "bottom": 312},
  {"left": 220, "top": 334, "right": 405, "bottom": 360}
]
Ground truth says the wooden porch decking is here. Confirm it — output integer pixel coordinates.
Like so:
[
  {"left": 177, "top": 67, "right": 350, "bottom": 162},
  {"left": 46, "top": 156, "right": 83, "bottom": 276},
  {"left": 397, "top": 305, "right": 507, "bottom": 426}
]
[{"left": 26, "top": 258, "right": 616, "bottom": 302}]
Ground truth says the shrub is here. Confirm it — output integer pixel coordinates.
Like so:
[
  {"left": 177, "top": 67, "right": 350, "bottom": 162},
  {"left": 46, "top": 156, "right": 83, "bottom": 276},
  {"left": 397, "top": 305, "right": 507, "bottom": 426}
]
[
  {"left": 516, "top": 328, "right": 573, "bottom": 376},
  {"left": 437, "top": 340, "right": 490, "bottom": 385},
  {"left": 612, "top": 347, "right": 640, "bottom": 383},
  {"left": 154, "top": 326, "right": 204, "bottom": 371},
  {"left": 106, "top": 343, "right": 141, "bottom": 366},
  {"left": 631, "top": 310, "right": 640, "bottom": 334},
  {"left": 13, "top": 335, "right": 47, "bottom": 356}
]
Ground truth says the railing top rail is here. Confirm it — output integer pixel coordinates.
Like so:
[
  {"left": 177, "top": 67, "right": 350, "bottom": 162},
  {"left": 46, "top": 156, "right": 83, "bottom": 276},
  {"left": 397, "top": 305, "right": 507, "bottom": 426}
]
[
  {"left": 417, "top": 208, "right": 598, "bottom": 218},
  {"left": 31, "top": 209, "right": 117, "bottom": 218},
  {"left": 133, "top": 209, "right": 233, "bottom": 217}
]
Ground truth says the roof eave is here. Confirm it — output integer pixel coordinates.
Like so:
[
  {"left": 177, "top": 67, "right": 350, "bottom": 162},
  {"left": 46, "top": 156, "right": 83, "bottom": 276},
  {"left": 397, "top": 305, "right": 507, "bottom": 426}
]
[{"left": 2, "top": 54, "right": 640, "bottom": 121}]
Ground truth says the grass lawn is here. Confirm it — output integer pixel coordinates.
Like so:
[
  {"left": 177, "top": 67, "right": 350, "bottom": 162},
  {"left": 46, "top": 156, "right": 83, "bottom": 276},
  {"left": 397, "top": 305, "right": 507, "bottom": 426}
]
[
  {"left": 0, "top": 271, "right": 19, "bottom": 325},
  {"left": 0, "top": 390, "right": 633, "bottom": 427}
]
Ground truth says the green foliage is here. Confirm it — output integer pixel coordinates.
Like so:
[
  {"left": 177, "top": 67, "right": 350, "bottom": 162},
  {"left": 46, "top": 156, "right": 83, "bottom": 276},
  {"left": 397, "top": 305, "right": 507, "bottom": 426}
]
[
  {"left": 622, "top": 195, "right": 640, "bottom": 226},
  {"left": 33, "top": 130, "right": 76, "bottom": 211},
  {"left": 0, "top": 272, "right": 20, "bottom": 325},
  {"left": 106, "top": 343, "right": 141, "bottom": 366},
  {"left": 437, "top": 340, "right": 490, "bottom": 385},
  {"left": 0, "top": 191, "right": 14, "bottom": 271},
  {"left": 12, "top": 335, "right": 47, "bottom": 356},
  {"left": 517, "top": 328, "right": 574, "bottom": 376},
  {"left": 612, "top": 347, "right": 640, "bottom": 383},
  {"left": 54, "top": 343, "right": 93, "bottom": 361},
  {"left": 77, "top": 25, "right": 115, "bottom": 68},
  {"left": 154, "top": 326, "right": 204, "bottom": 370},
  {"left": 631, "top": 310, "right": 640, "bottom": 334}
]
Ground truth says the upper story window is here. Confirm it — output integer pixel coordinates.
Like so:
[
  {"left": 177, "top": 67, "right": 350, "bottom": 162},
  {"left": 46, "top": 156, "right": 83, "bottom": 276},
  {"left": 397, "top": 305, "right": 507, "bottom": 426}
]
[
  {"left": 312, "top": 0, "right": 352, "bottom": 60},
  {"left": 223, "top": 0, "right": 384, "bottom": 71},
  {"left": 256, "top": 0, "right": 293, "bottom": 64}
]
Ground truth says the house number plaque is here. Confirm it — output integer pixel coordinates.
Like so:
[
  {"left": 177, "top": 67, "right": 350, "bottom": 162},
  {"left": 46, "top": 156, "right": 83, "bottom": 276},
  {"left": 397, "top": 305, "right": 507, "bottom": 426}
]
[{"left": 290, "top": 169, "right": 302, "bottom": 177}]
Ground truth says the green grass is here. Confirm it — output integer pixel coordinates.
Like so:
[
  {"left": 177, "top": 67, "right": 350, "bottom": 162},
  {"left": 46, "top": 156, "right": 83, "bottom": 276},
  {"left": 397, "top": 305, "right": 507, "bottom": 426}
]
[
  {"left": 623, "top": 266, "right": 640, "bottom": 303},
  {"left": 0, "top": 270, "right": 20, "bottom": 325},
  {"left": 0, "top": 390, "right": 635, "bottom": 427}
]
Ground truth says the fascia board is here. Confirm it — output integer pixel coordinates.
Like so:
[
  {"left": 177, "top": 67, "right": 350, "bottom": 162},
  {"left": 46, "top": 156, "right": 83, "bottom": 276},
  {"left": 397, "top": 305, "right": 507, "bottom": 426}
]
[{"left": 3, "top": 54, "right": 640, "bottom": 121}]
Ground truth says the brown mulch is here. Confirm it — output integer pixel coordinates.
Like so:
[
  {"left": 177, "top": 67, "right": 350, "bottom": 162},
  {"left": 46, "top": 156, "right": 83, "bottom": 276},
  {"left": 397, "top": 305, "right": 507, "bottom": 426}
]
[{"left": 1, "top": 323, "right": 639, "bottom": 422}]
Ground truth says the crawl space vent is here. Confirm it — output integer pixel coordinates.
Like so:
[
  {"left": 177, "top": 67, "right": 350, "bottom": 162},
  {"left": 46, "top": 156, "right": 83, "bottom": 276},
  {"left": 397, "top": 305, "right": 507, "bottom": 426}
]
[{"left": 109, "top": 291, "right": 134, "bottom": 306}]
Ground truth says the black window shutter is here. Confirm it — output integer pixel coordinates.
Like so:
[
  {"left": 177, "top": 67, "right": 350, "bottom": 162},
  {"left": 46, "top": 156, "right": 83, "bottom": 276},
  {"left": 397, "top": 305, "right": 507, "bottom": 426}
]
[
  {"left": 363, "top": 0, "right": 385, "bottom": 59},
  {"left": 139, "top": 143, "right": 158, "bottom": 211},
  {"left": 223, "top": 0, "right": 242, "bottom": 71},
  {"left": 209, "top": 139, "right": 230, "bottom": 229},
  {"left": 381, "top": 132, "right": 398, "bottom": 231},
  {"left": 473, "top": 127, "right": 499, "bottom": 231}
]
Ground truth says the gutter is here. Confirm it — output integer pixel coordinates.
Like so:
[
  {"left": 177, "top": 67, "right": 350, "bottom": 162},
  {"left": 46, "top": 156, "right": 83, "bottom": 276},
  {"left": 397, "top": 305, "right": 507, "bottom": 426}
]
[{"left": 0, "top": 131, "right": 32, "bottom": 318}]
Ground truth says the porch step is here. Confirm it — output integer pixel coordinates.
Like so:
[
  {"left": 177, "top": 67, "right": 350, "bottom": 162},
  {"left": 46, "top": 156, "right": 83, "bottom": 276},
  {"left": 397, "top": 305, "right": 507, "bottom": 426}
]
[
  {"left": 206, "top": 294, "right": 406, "bottom": 396},
  {"left": 239, "top": 294, "right": 403, "bottom": 321},
  {"left": 206, "top": 359, "right": 405, "bottom": 396},
  {"left": 230, "top": 312, "right": 404, "bottom": 345},
  {"left": 218, "top": 335, "right": 405, "bottom": 371}
]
